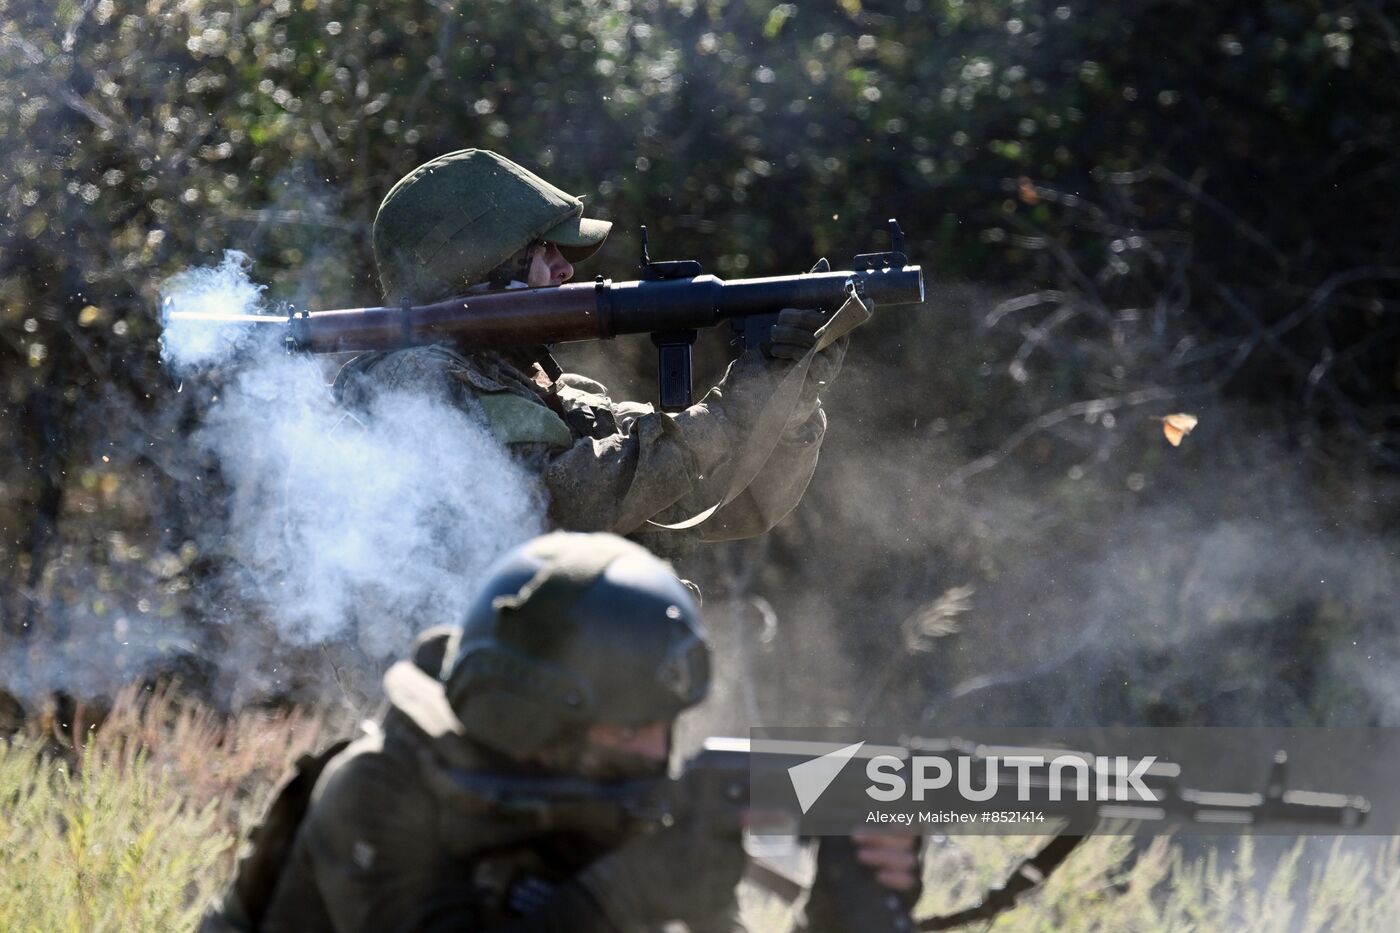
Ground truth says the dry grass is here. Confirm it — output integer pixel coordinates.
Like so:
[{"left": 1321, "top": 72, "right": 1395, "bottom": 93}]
[
  {"left": 3, "top": 689, "right": 1396, "bottom": 931},
  {"left": 0, "top": 686, "right": 322, "bottom": 933},
  {"left": 907, "top": 833, "right": 1400, "bottom": 933}
]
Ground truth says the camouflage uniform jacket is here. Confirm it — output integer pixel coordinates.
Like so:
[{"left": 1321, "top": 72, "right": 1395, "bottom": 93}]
[
  {"left": 333, "top": 344, "right": 826, "bottom": 556},
  {"left": 257, "top": 705, "right": 744, "bottom": 933}
]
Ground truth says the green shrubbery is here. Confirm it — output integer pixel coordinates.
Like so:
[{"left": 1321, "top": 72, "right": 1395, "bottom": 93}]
[
  {"left": 0, "top": 689, "right": 322, "bottom": 932},
  {"left": 0, "top": 738, "right": 228, "bottom": 931}
]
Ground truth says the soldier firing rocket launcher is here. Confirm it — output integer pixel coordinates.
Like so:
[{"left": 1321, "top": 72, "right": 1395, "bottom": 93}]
[
  {"left": 164, "top": 221, "right": 924, "bottom": 411},
  {"left": 440, "top": 734, "right": 1369, "bottom": 933}
]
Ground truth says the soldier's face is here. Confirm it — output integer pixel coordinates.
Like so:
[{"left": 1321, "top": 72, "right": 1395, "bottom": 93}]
[
  {"left": 526, "top": 242, "right": 574, "bottom": 287},
  {"left": 585, "top": 720, "right": 671, "bottom": 764}
]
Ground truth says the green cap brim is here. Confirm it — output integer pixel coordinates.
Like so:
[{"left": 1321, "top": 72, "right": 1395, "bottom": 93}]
[{"left": 541, "top": 214, "right": 612, "bottom": 264}]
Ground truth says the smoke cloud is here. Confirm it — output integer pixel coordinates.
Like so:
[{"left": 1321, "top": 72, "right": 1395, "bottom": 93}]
[
  {"left": 159, "top": 251, "right": 274, "bottom": 372},
  {"left": 155, "top": 253, "right": 545, "bottom": 696}
]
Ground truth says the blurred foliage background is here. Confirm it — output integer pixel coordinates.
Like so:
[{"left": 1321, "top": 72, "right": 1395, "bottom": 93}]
[{"left": 2, "top": 0, "right": 1399, "bottom": 728}]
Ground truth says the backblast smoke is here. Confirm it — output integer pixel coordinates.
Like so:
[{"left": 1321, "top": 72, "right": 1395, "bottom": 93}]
[{"left": 152, "top": 252, "right": 545, "bottom": 702}]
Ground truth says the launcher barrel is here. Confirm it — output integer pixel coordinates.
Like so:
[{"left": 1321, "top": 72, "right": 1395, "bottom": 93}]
[{"left": 276, "top": 264, "right": 925, "bottom": 354}]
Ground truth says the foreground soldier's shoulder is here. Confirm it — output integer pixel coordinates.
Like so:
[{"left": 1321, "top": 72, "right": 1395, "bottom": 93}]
[
  {"left": 312, "top": 732, "right": 409, "bottom": 805},
  {"left": 305, "top": 741, "right": 443, "bottom": 862}
]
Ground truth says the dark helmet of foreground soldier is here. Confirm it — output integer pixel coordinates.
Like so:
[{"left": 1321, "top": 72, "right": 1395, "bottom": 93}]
[
  {"left": 439, "top": 532, "right": 710, "bottom": 762},
  {"left": 372, "top": 149, "right": 613, "bottom": 303}
]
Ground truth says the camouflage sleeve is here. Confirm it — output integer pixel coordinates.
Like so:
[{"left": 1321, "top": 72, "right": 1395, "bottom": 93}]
[
  {"left": 524, "top": 400, "right": 723, "bottom": 536},
  {"left": 536, "top": 352, "right": 826, "bottom": 539}
]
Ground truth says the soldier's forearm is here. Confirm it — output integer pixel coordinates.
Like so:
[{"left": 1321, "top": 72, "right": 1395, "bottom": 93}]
[
  {"left": 537, "top": 413, "right": 705, "bottom": 535},
  {"left": 536, "top": 355, "right": 824, "bottom": 536}
]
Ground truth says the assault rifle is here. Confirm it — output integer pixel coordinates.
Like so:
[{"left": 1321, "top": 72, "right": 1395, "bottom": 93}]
[
  {"left": 165, "top": 221, "right": 924, "bottom": 410},
  {"left": 441, "top": 736, "right": 1369, "bottom": 932}
]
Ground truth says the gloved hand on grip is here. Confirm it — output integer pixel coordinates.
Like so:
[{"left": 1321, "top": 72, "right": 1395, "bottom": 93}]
[
  {"left": 802, "top": 835, "right": 922, "bottom": 933},
  {"left": 763, "top": 308, "right": 849, "bottom": 402},
  {"left": 679, "top": 303, "right": 851, "bottom": 467},
  {"left": 577, "top": 815, "right": 747, "bottom": 930}
]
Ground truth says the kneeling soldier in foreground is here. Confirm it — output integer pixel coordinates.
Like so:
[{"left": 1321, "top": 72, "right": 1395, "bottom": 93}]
[{"left": 207, "top": 531, "right": 914, "bottom": 932}]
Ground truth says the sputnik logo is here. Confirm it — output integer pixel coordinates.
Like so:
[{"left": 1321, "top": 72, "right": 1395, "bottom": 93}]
[{"left": 787, "top": 741, "right": 866, "bottom": 814}]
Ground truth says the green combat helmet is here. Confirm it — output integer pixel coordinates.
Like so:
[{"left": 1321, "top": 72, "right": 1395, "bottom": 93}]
[
  {"left": 373, "top": 149, "right": 613, "bottom": 303},
  {"left": 384, "top": 532, "right": 710, "bottom": 765}
]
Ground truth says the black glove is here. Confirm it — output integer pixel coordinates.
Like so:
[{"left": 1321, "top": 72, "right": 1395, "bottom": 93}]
[
  {"left": 577, "top": 817, "right": 746, "bottom": 930},
  {"left": 763, "top": 307, "right": 849, "bottom": 401},
  {"left": 801, "top": 836, "right": 922, "bottom": 933}
]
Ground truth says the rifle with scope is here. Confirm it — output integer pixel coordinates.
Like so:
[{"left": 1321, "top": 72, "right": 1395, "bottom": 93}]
[{"left": 164, "top": 221, "right": 925, "bottom": 410}]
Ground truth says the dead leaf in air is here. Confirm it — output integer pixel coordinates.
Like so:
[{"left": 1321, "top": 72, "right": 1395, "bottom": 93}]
[
  {"left": 1161, "top": 413, "right": 1198, "bottom": 446},
  {"left": 1017, "top": 176, "right": 1040, "bottom": 205},
  {"left": 904, "top": 585, "right": 975, "bottom": 652}
]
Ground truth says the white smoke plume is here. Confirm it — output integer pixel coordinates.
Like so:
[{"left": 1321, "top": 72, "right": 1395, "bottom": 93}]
[
  {"left": 159, "top": 252, "right": 545, "bottom": 694},
  {"left": 160, "top": 250, "right": 274, "bottom": 372}
]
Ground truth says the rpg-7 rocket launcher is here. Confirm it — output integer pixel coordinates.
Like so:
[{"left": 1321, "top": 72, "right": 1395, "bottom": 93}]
[{"left": 165, "top": 221, "right": 925, "bottom": 411}]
